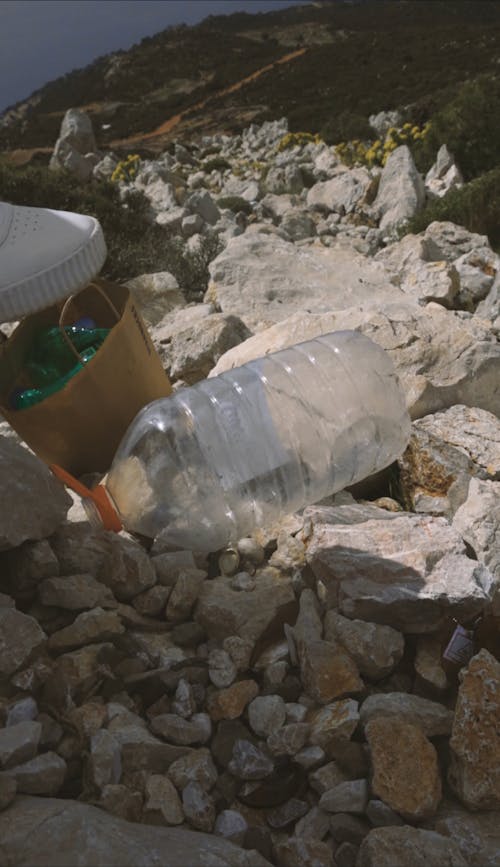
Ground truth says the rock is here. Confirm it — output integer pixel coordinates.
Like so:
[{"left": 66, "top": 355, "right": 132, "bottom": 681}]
[
  {"left": 98, "top": 784, "right": 143, "bottom": 822},
  {"left": 336, "top": 841, "right": 358, "bottom": 867},
  {"left": 414, "top": 636, "right": 448, "bottom": 693},
  {"left": 433, "top": 802, "right": 500, "bottom": 867},
  {"left": 267, "top": 723, "right": 310, "bottom": 756},
  {"left": 374, "top": 145, "right": 425, "bottom": 231},
  {"left": 414, "top": 405, "right": 500, "bottom": 480},
  {"left": 168, "top": 748, "right": 218, "bottom": 793},
  {"left": 323, "top": 612, "right": 404, "bottom": 681},
  {"left": 309, "top": 761, "right": 349, "bottom": 795},
  {"left": 133, "top": 584, "right": 171, "bottom": 617},
  {"left": 210, "top": 303, "right": 500, "bottom": 421},
  {"left": 208, "top": 648, "right": 237, "bottom": 688},
  {"left": 319, "top": 779, "right": 369, "bottom": 814},
  {"left": 166, "top": 569, "right": 206, "bottom": 623},
  {"left": 111, "top": 724, "right": 191, "bottom": 774},
  {"left": 171, "top": 678, "right": 197, "bottom": 719},
  {"left": 448, "top": 649, "right": 500, "bottom": 809},
  {"left": 369, "top": 110, "right": 402, "bottom": 138},
  {"left": 48, "top": 607, "right": 124, "bottom": 652},
  {"left": 0, "top": 721, "right": 41, "bottom": 769},
  {"left": 5, "top": 697, "right": 38, "bottom": 726},
  {"left": 50, "top": 523, "right": 109, "bottom": 577},
  {"left": 280, "top": 209, "right": 316, "bottom": 241},
  {"left": 0, "top": 438, "right": 71, "bottom": 550},
  {"left": 454, "top": 247, "right": 498, "bottom": 309},
  {"left": 159, "top": 314, "right": 251, "bottom": 384},
  {"left": 267, "top": 797, "right": 308, "bottom": 828},
  {"left": 97, "top": 534, "right": 157, "bottom": 601},
  {"left": 207, "top": 680, "right": 259, "bottom": 721},
  {"left": 423, "top": 220, "right": 491, "bottom": 262},
  {"left": 4, "top": 751, "right": 66, "bottom": 795},
  {"left": 248, "top": 695, "right": 286, "bottom": 738},
  {"left": 360, "top": 693, "right": 453, "bottom": 737},
  {"left": 0, "top": 796, "right": 272, "bottom": 866},
  {"left": 265, "top": 164, "right": 304, "bottom": 195},
  {"left": 152, "top": 304, "right": 214, "bottom": 347},
  {"left": 182, "top": 781, "right": 215, "bottom": 831},
  {"left": 57, "top": 107, "right": 96, "bottom": 154},
  {"left": 0, "top": 774, "right": 16, "bottom": 810},
  {"left": 215, "top": 809, "right": 248, "bottom": 843},
  {"left": 366, "top": 718, "right": 442, "bottom": 821},
  {"left": 294, "top": 745, "right": 325, "bottom": 770},
  {"left": 228, "top": 740, "right": 273, "bottom": 780},
  {"left": 143, "top": 774, "right": 184, "bottom": 826},
  {"left": 453, "top": 479, "right": 500, "bottom": 579},
  {"left": 38, "top": 574, "right": 116, "bottom": 610},
  {"left": 306, "top": 510, "right": 494, "bottom": 632},
  {"left": 330, "top": 813, "right": 370, "bottom": 844},
  {"left": 366, "top": 799, "right": 404, "bottom": 828},
  {"left": 206, "top": 233, "right": 402, "bottom": 328},
  {"left": 125, "top": 272, "right": 184, "bottom": 326},
  {"left": 400, "top": 260, "right": 459, "bottom": 307},
  {"left": 88, "top": 730, "right": 121, "bottom": 790},
  {"left": 150, "top": 713, "right": 211, "bottom": 746},
  {"left": 299, "top": 639, "right": 364, "bottom": 703},
  {"left": 356, "top": 826, "right": 467, "bottom": 866},
  {"left": 308, "top": 700, "right": 360, "bottom": 751},
  {"left": 274, "top": 837, "right": 334, "bottom": 867},
  {"left": 425, "top": 145, "right": 464, "bottom": 200},
  {"left": 306, "top": 169, "right": 371, "bottom": 215},
  {"left": 0, "top": 608, "right": 46, "bottom": 678},
  {"left": 185, "top": 190, "right": 220, "bottom": 225},
  {"left": 294, "top": 805, "right": 330, "bottom": 840},
  {"left": 195, "top": 571, "right": 295, "bottom": 644}
]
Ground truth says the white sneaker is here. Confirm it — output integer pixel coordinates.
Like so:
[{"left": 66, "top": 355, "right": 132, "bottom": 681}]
[{"left": 0, "top": 202, "right": 107, "bottom": 322}]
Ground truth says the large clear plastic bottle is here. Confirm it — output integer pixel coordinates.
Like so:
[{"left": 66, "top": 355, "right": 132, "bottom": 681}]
[{"left": 104, "top": 330, "right": 411, "bottom": 551}]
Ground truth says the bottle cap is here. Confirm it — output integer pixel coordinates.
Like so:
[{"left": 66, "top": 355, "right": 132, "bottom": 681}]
[{"left": 49, "top": 464, "right": 122, "bottom": 532}]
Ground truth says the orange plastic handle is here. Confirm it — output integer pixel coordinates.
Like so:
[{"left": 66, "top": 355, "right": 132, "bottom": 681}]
[{"left": 50, "top": 463, "right": 123, "bottom": 533}]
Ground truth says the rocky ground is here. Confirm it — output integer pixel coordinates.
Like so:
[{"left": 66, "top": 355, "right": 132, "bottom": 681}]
[{"left": 0, "top": 114, "right": 499, "bottom": 866}]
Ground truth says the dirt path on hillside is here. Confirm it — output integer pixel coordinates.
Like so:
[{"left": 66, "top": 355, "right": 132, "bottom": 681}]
[{"left": 110, "top": 46, "right": 307, "bottom": 147}]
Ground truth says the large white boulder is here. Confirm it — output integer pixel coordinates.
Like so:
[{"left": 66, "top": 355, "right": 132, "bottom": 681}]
[{"left": 374, "top": 146, "right": 425, "bottom": 231}]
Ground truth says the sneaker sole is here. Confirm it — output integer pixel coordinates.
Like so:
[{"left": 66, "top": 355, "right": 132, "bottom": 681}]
[{"left": 0, "top": 217, "right": 107, "bottom": 322}]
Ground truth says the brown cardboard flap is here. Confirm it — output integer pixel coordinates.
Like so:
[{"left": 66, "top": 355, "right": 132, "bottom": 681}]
[{"left": 0, "top": 279, "right": 172, "bottom": 475}]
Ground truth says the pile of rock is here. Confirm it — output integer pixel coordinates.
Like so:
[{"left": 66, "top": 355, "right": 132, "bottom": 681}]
[{"left": 0, "top": 112, "right": 497, "bottom": 865}]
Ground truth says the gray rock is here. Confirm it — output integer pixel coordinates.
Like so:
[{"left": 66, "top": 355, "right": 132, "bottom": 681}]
[
  {"left": 208, "top": 649, "right": 237, "bottom": 689},
  {"left": 182, "top": 781, "right": 215, "bottom": 831},
  {"left": 0, "top": 720, "right": 41, "bottom": 769},
  {"left": 5, "top": 697, "right": 38, "bottom": 726},
  {"left": 97, "top": 534, "right": 157, "bottom": 601},
  {"left": 323, "top": 612, "right": 404, "bottom": 681},
  {"left": 186, "top": 191, "right": 220, "bottom": 225},
  {"left": 360, "top": 693, "right": 453, "bottom": 737},
  {"left": 274, "top": 836, "right": 335, "bottom": 867},
  {"left": 88, "top": 729, "right": 122, "bottom": 790},
  {"left": 453, "top": 478, "right": 500, "bottom": 579},
  {"left": 307, "top": 510, "right": 494, "bottom": 632},
  {"left": 215, "top": 809, "right": 248, "bottom": 843},
  {"left": 206, "top": 233, "right": 403, "bottom": 329},
  {"left": 306, "top": 169, "right": 371, "bottom": 215},
  {"left": 414, "top": 405, "right": 500, "bottom": 480},
  {"left": 374, "top": 145, "right": 425, "bottom": 231},
  {"left": 0, "top": 437, "right": 71, "bottom": 551},
  {"left": 38, "top": 574, "right": 116, "bottom": 610},
  {"left": 400, "top": 260, "right": 459, "bottom": 308},
  {"left": 166, "top": 569, "right": 206, "bottom": 622},
  {"left": 48, "top": 607, "right": 124, "bottom": 652},
  {"left": 168, "top": 748, "right": 218, "bottom": 792},
  {"left": 280, "top": 208, "right": 317, "bottom": 241},
  {"left": 267, "top": 797, "right": 309, "bottom": 828},
  {"left": 330, "top": 813, "right": 371, "bottom": 844},
  {"left": 295, "top": 806, "right": 331, "bottom": 840},
  {"left": 309, "top": 761, "right": 348, "bottom": 796},
  {"left": 248, "top": 695, "right": 287, "bottom": 738},
  {"left": 228, "top": 739, "right": 273, "bottom": 780},
  {"left": 366, "top": 799, "right": 404, "bottom": 827},
  {"left": 125, "top": 271, "right": 184, "bottom": 326},
  {"left": 356, "top": 826, "right": 467, "bottom": 867},
  {"left": 319, "top": 779, "right": 369, "bottom": 814},
  {"left": 110, "top": 724, "right": 191, "bottom": 774},
  {"left": 309, "top": 700, "right": 360, "bottom": 750},
  {"left": 182, "top": 214, "right": 204, "bottom": 237},
  {"left": 50, "top": 139, "right": 95, "bottom": 181},
  {"left": 58, "top": 108, "right": 96, "bottom": 154},
  {"left": 369, "top": 110, "right": 402, "bottom": 138},
  {"left": 267, "top": 723, "right": 310, "bottom": 756},
  {"left": 0, "top": 608, "right": 46, "bottom": 678},
  {"left": 265, "top": 164, "right": 304, "bottom": 195},
  {"left": 433, "top": 802, "right": 500, "bottom": 867},
  {"left": 336, "top": 841, "right": 359, "bottom": 867},
  {"left": 50, "top": 523, "right": 109, "bottom": 578},
  {"left": 0, "top": 796, "right": 272, "bottom": 866},
  {"left": 4, "top": 751, "right": 66, "bottom": 794},
  {"left": 150, "top": 713, "right": 211, "bottom": 746},
  {"left": 159, "top": 314, "right": 251, "bottom": 385},
  {"left": 171, "top": 678, "right": 197, "bottom": 719},
  {"left": 132, "top": 584, "right": 171, "bottom": 617},
  {"left": 0, "top": 773, "right": 17, "bottom": 810},
  {"left": 454, "top": 247, "right": 498, "bottom": 309},
  {"left": 423, "top": 220, "right": 491, "bottom": 262},
  {"left": 195, "top": 571, "right": 295, "bottom": 644},
  {"left": 414, "top": 636, "right": 448, "bottom": 693},
  {"left": 143, "top": 774, "right": 184, "bottom": 825}
]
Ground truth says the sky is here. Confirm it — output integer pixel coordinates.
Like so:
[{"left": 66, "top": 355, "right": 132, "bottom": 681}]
[{"left": 0, "top": 0, "right": 308, "bottom": 114}]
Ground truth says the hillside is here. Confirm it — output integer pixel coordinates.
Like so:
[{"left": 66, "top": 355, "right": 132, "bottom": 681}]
[{"left": 2, "top": 0, "right": 500, "bottom": 159}]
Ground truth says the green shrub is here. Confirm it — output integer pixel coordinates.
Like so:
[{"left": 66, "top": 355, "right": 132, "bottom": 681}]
[
  {"left": 403, "top": 166, "right": 500, "bottom": 250},
  {"left": 202, "top": 156, "right": 231, "bottom": 172},
  {"left": 417, "top": 75, "right": 500, "bottom": 181},
  {"left": 0, "top": 160, "right": 222, "bottom": 295}
]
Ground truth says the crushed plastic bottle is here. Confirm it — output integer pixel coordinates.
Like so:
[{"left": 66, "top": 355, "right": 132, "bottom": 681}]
[{"left": 100, "top": 330, "right": 411, "bottom": 551}]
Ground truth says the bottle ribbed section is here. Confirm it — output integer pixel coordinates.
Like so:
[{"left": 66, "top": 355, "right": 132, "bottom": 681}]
[{"left": 106, "top": 331, "right": 411, "bottom": 550}]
